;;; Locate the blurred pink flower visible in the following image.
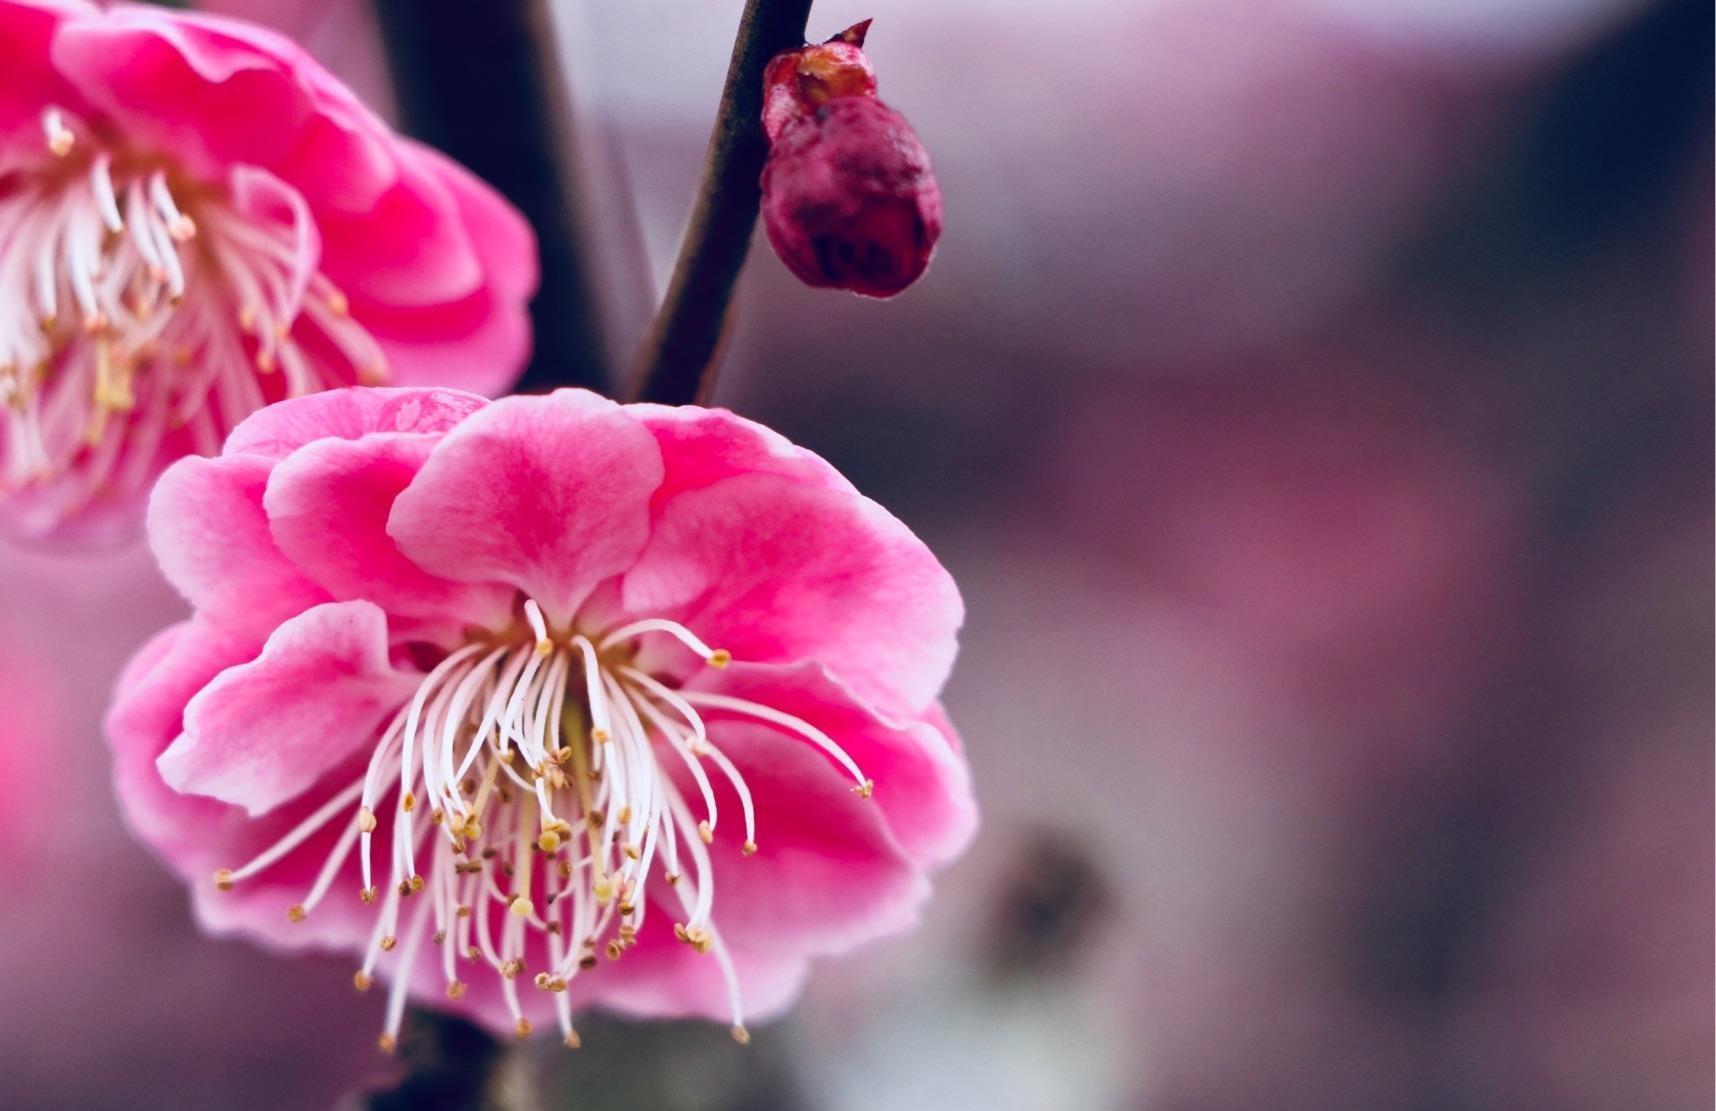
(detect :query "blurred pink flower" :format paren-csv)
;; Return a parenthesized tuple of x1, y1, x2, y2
(0, 0, 536, 543)
(108, 386, 974, 1050)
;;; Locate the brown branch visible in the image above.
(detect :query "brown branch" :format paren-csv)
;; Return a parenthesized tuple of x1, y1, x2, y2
(627, 0, 815, 405)
(360, 1010, 540, 1111)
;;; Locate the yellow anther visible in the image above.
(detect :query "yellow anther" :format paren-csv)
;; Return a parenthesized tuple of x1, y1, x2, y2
(286, 905, 306, 922)
(212, 868, 234, 891)
(563, 1031, 583, 1050)
(401, 792, 416, 813)
(379, 936, 397, 952)
(326, 289, 349, 316)
(742, 840, 759, 856)
(353, 971, 372, 992)
(508, 895, 533, 918)
(853, 778, 875, 799)
(446, 981, 467, 999)
(360, 886, 377, 904)
(731, 1026, 751, 1046)
(673, 923, 712, 953)
(357, 807, 377, 833)
(514, 1019, 533, 1040)
(698, 820, 714, 845)
(708, 649, 731, 669)
(377, 1034, 397, 1055)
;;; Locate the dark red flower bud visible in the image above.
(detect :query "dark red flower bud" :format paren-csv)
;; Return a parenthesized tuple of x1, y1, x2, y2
(758, 22, 941, 299)
(761, 97, 942, 299)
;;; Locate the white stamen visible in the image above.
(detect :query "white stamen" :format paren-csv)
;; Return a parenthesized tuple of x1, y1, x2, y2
(571, 635, 611, 742)
(89, 155, 123, 234)
(681, 690, 871, 790)
(207, 599, 867, 1050)
(220, 777, 364, 885)
(524, 598, 551, 652)
(43, 108, 73, 156)
(0, 120, 390, 513)
(599, 617, 728, 666)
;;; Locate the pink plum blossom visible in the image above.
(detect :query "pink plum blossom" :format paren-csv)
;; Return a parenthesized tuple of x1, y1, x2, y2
(0, 1, 536, 543)
(107, 386, 976, 1050)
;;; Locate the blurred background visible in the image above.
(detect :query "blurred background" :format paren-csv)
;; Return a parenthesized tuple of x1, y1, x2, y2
(0, 0, 1709, 1107)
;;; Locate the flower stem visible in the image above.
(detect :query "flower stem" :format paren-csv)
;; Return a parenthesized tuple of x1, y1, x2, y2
(361, 1009, 541, 1111)
(627, 0, 815, 406)
(375, 0, 613, 395)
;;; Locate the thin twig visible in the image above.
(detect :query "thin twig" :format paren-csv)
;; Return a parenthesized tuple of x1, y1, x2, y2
(627, 0, 814, 406)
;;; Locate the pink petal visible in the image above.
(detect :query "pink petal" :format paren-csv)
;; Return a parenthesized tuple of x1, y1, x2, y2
(389, 391, 664, 627)
(630, 403, 855, 513)
(107, 616, 375, 951)
(0, 0, 87, 139)
(361, 142, 537, 398)
(695, 661, 978, 868)
(264, 431, 513, 636)
(52, 8, 317, 182)
(222, 385, 488, 461)
(577, 915, 812, 1024)
(51, 5, 399, 210)
(157, 600, 417, 817)
(675, 707, 934, 955)
(315, 141, 487, 308)
(621, 472, 962, 715)
(107, 617, 260, 857)
(147, 452, 331, 642)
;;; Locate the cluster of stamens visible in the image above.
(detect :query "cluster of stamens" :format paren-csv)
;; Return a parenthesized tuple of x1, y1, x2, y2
(213, 601, 874, 1051)
(0, 107, 385, 508)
